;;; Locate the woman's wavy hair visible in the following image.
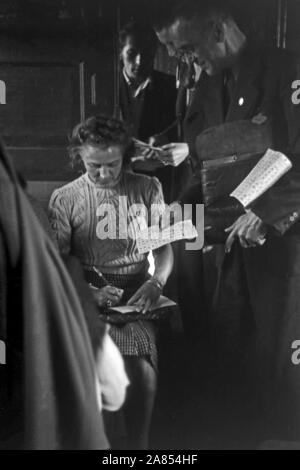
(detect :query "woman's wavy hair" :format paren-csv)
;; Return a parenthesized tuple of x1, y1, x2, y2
(68, 115, 135, 169)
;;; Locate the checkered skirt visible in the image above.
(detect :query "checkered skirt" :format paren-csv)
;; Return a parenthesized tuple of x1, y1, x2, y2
(85, 270, 158, 371)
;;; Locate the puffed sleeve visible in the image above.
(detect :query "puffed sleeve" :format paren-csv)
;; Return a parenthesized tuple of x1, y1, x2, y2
(147, 177, 166, 226)
(48, 189, 72, 256)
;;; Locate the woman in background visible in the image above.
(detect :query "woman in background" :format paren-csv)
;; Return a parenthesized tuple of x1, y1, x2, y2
(48, 115, 173, 449)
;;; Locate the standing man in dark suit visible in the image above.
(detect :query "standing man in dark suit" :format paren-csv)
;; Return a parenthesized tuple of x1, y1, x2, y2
(155, 0, 300, 444)
(119, 20, 178, 202)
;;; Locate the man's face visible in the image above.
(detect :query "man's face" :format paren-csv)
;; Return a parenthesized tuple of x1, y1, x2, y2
(81, 145, 123, 188)
(120, 35, 155, 82)
(156, 17, 228, 76)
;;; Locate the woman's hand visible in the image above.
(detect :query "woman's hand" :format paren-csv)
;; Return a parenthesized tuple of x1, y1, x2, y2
(127, 280, 162, 314)
(90, 285, 123, 308)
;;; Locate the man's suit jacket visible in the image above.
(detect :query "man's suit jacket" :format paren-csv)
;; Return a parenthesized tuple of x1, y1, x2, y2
(183, 46, 300, 236)
(120, 69, 177, 142)
(182, 46, 300, 437)
(120, 69, 184, 202)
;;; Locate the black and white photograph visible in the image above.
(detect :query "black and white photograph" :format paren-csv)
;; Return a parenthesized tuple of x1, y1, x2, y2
(1, 0, 300, 453)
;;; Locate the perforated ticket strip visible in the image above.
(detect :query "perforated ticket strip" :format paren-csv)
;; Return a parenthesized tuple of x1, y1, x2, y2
(230, 148, 292, 208)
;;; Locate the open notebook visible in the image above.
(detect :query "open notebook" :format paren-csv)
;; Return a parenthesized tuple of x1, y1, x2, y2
(99, 296, 178, 325)
(109, 295, 177, 314)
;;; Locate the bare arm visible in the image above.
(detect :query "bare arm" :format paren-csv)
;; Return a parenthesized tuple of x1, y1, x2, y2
(152, 243, 174, 286)
(127, 244, 174, 313)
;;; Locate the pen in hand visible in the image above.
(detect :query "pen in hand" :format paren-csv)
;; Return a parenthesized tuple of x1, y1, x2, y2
(92, 266, 111, 286)
(92, 267, 124, 305)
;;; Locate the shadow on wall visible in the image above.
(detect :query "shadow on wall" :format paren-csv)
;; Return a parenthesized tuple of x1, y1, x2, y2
(27, 181, 66, 211)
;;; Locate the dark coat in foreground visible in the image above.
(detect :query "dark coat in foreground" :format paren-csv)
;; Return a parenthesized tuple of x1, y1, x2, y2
(0, 142, 108, 449)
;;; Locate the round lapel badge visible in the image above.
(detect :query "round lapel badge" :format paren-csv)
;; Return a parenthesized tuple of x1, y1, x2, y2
(238, 97, 244, 106)
(252, 113, 268, 125)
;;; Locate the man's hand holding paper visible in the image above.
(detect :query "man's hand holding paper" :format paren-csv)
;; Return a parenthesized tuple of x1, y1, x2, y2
(132, 138, 189, 168)
(224, 148, 292, 250)
(158, 143, 189, 167)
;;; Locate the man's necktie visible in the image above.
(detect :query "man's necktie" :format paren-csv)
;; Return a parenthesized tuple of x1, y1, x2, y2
(223, 68, 236, 117)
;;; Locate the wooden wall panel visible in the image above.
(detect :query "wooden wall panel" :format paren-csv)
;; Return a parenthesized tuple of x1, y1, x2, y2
(285, 0, 300, 52)
(0, 34, 115, 181)
(0, 63, 80, 146)
(8, 147, 81, 181)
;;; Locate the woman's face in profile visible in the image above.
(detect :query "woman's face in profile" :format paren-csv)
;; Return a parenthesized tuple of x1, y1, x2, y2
(81, 144, 124, 188)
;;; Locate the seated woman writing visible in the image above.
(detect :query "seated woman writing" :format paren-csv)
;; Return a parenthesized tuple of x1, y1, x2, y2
(48, 115, 174, 449)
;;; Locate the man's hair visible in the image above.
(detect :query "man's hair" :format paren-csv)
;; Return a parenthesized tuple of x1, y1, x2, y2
(153, 0, 229, 31)
(68, 115, 134, 168)
(153, 0, 256, 39)
(119, 20, 158, 53)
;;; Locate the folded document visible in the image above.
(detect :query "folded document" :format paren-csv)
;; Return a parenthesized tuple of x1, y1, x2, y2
(136, 220, 198, 254)
(230, 148, 292, 208)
